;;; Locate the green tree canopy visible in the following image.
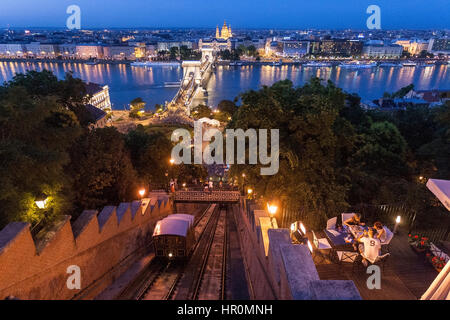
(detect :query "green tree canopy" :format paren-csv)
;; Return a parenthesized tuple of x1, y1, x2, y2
(191, 104, 212, 119)
(67, 127, 138, 215)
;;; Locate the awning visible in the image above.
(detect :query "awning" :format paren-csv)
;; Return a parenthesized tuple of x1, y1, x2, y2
(421, 261, 450, 300)
(426, 179, 450, 211)
(422, 178, 450, 300)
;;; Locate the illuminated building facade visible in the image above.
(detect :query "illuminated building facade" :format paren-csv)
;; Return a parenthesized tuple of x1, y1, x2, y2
(428, 38, 450, 54)
(76, 45, 104, 59)
(85, 83, 112, 111)
(102, 46, 136, 60)
(362, 44, 403, 58)
(199, 38, 231, 51)
(215, 21, 233, 40)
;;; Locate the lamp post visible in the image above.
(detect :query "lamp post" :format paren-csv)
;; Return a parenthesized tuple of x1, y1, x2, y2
(267, 203, 278, 228)
(169, 158, 175, 192)
(394, 215, 401, 234)
(241, 173, 246, 195)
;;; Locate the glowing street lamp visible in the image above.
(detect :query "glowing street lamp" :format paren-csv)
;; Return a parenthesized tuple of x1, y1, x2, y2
(169, 158, 175, 165)
(291, 222, 295, 233)
(267, 202, 278, 227)
(394, 215, 401, 234)
(35, 195, 48, 209)
(138, 188, 146, 199)
(267, 204, 278, 216)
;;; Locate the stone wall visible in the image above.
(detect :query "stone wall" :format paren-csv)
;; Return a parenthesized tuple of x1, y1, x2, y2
(235, 198, 362, 300)
(0, 194, 172, 300)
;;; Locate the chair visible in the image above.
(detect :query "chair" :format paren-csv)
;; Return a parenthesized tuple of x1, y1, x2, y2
(380, 227, 394, 253)
(312, 230, 333, 263)
(326, 217, 337, 230)
(337, 251, 359, 265)
(430, 243, 450, 263)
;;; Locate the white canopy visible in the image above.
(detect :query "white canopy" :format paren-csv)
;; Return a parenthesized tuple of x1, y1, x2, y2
(426, 179, 450, 211)
(153, 218, 189, 237)
(421, 178, 450, 300)
(163, 214, 194, 228)
(421, 261, 450, 300)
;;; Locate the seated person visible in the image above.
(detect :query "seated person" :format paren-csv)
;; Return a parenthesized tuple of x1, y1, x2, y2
(373, 221, 387, 243)
(356, 228, 381, 266)
(343, 213, 365, 227)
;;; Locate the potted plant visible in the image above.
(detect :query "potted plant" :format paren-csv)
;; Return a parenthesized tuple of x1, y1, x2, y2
(426, 253, 447, 272)
(408, 234, 430, 253)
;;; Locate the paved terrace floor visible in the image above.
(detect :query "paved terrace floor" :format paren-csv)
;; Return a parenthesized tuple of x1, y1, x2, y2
(313, 230, 438, 300)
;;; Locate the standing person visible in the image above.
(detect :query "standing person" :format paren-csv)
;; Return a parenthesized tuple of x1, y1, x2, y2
(356, 228, 381, 266)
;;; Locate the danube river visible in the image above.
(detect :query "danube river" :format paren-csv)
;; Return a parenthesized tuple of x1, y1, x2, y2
(0, 61, 449, 110)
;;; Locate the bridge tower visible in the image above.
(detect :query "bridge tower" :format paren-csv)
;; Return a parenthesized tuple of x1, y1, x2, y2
(181, 61, 202, 88)
(201, 47, 215, 64)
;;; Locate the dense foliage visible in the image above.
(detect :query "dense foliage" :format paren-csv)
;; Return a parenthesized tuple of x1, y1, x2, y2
(0, 71, 206, 229)
(227, 78, 450, 229)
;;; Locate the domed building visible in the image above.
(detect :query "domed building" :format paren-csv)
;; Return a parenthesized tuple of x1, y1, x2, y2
(215, 21, 232, 40)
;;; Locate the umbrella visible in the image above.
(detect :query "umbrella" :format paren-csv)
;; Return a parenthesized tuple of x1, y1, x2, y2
(426, 179, 450, 211)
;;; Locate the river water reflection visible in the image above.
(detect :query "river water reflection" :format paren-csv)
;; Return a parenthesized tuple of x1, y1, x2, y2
(0, 61, 449, 110)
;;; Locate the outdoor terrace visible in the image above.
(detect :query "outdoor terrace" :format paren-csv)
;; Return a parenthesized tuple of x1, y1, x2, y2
(311, 230, 438, 300)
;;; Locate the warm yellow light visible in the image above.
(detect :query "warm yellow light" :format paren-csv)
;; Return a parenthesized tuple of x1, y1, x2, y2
(242, 173, 246, 177)
(307, 240, 313, 253)
(138, 189, 146, 197)
(300, 222, 306, 235)
(247, 188, 253, 194)
(267, 203, 278, 216)
(396, 215, 401, 224)
(182, 183, 186, 187)
(35, 197, 48, 209)
(168, 252, 173, 258)
(169, 158, 175, 165)
(290, 223, 296, 232)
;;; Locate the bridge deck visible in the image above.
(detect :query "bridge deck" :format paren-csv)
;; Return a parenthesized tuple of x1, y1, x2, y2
(174, 190, 240, 203)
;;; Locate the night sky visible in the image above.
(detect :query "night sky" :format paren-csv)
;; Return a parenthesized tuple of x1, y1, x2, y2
(0, 0, 449, 29)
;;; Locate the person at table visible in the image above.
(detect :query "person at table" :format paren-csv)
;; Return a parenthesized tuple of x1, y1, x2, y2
(343, 213, 365, 227)
(356, 228, 381, 266)
(373, 221, 386, 242)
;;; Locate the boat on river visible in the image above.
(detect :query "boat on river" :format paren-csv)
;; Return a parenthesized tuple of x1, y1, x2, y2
(131, 61, 181, 67)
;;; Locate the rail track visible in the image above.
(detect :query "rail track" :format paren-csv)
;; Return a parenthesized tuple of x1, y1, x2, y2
(172, 206, 229, 300)
(115, 204, 217, 300)
(220, 208, 228, 300)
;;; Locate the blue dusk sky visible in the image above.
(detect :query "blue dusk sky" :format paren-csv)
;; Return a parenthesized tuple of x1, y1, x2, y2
(0, 0, 449, 29)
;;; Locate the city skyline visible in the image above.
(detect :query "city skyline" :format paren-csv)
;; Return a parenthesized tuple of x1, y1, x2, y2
(1, 0, 449, 29)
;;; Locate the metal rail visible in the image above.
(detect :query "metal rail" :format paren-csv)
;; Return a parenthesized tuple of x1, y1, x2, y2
(115, 204, 213, 300)
(190, 207, 221, 300)
(220, 207, 228, 300)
